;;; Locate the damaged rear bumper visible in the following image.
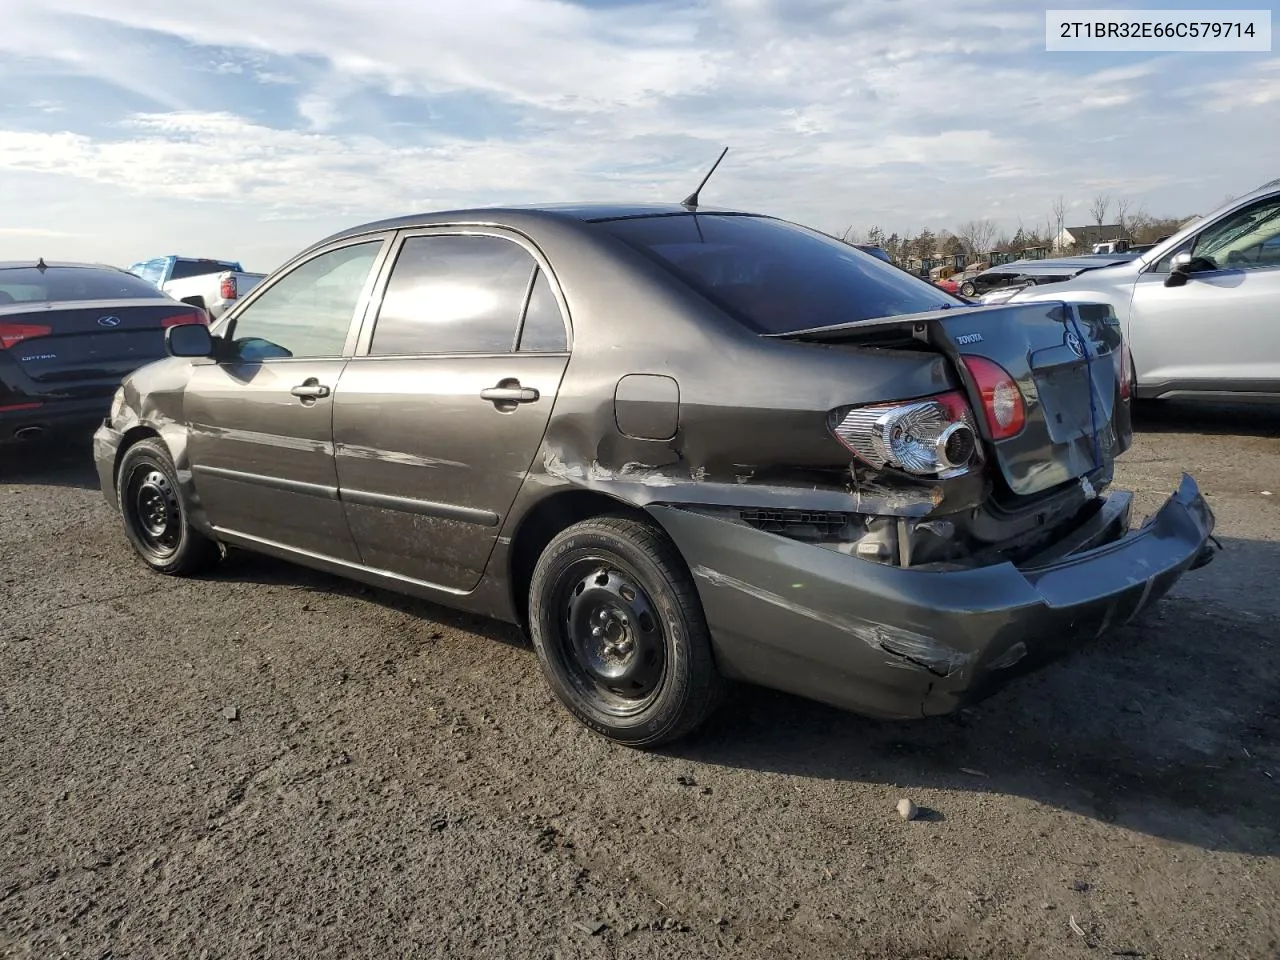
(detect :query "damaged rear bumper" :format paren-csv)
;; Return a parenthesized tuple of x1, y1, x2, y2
(647, 473, 1216, 720)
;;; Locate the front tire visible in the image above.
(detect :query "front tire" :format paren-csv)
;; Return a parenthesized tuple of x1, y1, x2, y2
(117, 438, 220, 576)
(528, 515, 724, 747)
(960, 280, 976, 297)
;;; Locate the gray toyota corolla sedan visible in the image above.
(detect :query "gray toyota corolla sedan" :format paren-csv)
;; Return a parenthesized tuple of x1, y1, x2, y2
(94, 203, 1218, 745)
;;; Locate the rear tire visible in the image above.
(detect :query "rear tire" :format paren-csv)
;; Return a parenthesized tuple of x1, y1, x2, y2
(528, 515, 724, 747)
(960, 280, 976, 297)
(117, 439, 221, 576)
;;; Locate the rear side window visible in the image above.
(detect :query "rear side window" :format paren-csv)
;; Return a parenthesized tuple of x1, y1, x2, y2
(169, 259, 240, 281)
(0, 266, 167, 304)
(597, 215, 960, 335)
(516, 268, 567, 352)
(369, 235, 536, 356)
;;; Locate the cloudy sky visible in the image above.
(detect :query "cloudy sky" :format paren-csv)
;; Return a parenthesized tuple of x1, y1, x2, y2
(0, 0, 1275, 271)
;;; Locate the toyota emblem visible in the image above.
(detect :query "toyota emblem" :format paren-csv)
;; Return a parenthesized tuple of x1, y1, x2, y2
(97, 315, 122, 327)
(1064, 329, 1085, 359)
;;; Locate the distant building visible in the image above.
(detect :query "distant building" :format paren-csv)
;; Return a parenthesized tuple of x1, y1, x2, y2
(1053, 223, 1129, 252)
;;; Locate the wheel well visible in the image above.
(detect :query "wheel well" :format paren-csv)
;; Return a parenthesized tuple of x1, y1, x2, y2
(113, 426, 162, 488)
(507, 489, 647, 633)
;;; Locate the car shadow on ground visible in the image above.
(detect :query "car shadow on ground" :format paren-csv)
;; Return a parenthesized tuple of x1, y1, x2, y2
(1132, 399, 1280, 438)
(0, 433, 99, 490)
(211, 534, 1279, 858)
(214, 549, 533, 652)
(672, 534, 1280, 858)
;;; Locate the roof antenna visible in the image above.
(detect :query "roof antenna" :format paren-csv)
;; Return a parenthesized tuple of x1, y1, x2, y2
(681, 146, 729, 210)
(36, 257, 48, 272)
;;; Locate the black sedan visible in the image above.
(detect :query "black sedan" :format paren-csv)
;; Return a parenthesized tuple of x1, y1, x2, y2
(0, 261, 207, 444)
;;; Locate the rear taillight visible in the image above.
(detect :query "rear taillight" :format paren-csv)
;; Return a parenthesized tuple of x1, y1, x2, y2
(0, 401, 43, 413)
(1117, 340, 1133, 402)
(220, 274, 237, 300)
(830, 390, 981, 478)
(0, 322, 53, 349)
(961, 356, 1026, 440)
(161, 311, 208, 329)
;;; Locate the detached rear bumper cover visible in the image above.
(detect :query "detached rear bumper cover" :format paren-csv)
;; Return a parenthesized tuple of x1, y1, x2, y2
(648, 474, 1215, 720)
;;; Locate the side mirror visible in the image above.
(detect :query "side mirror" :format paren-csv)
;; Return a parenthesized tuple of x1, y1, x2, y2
(166, 322, 215, 358)
(1164, 253, 1216, 287)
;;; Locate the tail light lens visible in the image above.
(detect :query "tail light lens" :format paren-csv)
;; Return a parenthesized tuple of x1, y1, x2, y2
(1116, 340, 1133, 401)
(0, 322, 53, 349)
(161, 310, 208, 329)
(961, 356, 1026, 440)
(830, 390, 981, 478)
(220, 274, 237, 300)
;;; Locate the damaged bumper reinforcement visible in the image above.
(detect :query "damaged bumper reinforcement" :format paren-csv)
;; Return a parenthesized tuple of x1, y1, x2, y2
(646, 473, 1217, 720)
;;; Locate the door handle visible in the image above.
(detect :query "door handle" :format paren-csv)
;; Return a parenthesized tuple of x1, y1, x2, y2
(480, 385, 539, 403)
(291, 381, 331, 399)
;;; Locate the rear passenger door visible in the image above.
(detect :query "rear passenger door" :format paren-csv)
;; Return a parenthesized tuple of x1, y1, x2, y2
(331, 229, 571, 592)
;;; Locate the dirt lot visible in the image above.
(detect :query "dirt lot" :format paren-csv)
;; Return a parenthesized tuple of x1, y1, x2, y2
(1, 403, 1278, 960)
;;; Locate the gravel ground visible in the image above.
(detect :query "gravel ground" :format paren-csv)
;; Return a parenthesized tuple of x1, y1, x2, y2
(1, 402, 1278, 960)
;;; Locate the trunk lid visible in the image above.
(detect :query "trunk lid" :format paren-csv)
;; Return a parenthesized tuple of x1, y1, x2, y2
(1, 299, 203, 397)
(770, 301, 1133, 496)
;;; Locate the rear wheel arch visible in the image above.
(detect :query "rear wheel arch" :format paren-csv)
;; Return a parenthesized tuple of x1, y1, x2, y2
(507, 489, 649, 633)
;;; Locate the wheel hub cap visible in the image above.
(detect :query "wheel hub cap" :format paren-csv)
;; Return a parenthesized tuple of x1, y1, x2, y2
(129, 468, 180, 553)
(565, 566, 663, 698)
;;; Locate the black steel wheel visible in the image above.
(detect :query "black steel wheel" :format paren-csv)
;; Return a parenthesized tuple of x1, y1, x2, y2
(528, 515, 724, 746)
(117, 438, 220, 575)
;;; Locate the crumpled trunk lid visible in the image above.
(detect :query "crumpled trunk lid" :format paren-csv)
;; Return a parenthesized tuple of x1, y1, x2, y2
(769, 301, 1133, 497)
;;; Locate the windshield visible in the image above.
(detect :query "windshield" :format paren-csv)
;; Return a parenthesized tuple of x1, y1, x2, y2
(597, 214, 963, 334)
(0, 266, 168, 304)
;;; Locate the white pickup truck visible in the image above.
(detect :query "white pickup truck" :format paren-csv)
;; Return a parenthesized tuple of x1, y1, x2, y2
(128, 255, 265, 320)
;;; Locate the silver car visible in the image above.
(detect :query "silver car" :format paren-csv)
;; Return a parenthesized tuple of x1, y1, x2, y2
(1009, 180, 1280, 402)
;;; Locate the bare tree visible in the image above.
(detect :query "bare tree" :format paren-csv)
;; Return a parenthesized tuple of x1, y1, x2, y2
(955, 219, 997, 258)
(1115, 198, 1132, 233)
(1089, 193, 1110, 226)
(1051, 195, 1067, 251)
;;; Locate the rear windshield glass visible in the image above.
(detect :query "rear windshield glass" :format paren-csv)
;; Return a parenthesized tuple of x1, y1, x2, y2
(596, 214, 962, 334)
(0, 267, 167, 304)
(169, 259, 239, 281)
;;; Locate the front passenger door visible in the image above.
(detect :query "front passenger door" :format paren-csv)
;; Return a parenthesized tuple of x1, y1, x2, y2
(185, 237, 391, 560)
(1129, 194, 1280, 395)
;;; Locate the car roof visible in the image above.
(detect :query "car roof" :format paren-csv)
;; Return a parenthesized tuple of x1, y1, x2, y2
(299, 202, 762, 255)
(0, 261, 128, 272)
(982, 255, 1132, 275)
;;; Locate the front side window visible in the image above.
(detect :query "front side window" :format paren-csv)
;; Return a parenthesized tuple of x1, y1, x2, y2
(228, 241, 382, 361)
(369, 234, 536, 356)
(596, 214, 961, 335)
(1191, 196, 1280, 270)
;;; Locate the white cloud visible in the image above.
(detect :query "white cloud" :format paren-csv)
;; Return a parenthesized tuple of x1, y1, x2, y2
(1203, 58, 1280, 110)
(0, 227, 81, 238)
(0, 1, 1274, 265)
